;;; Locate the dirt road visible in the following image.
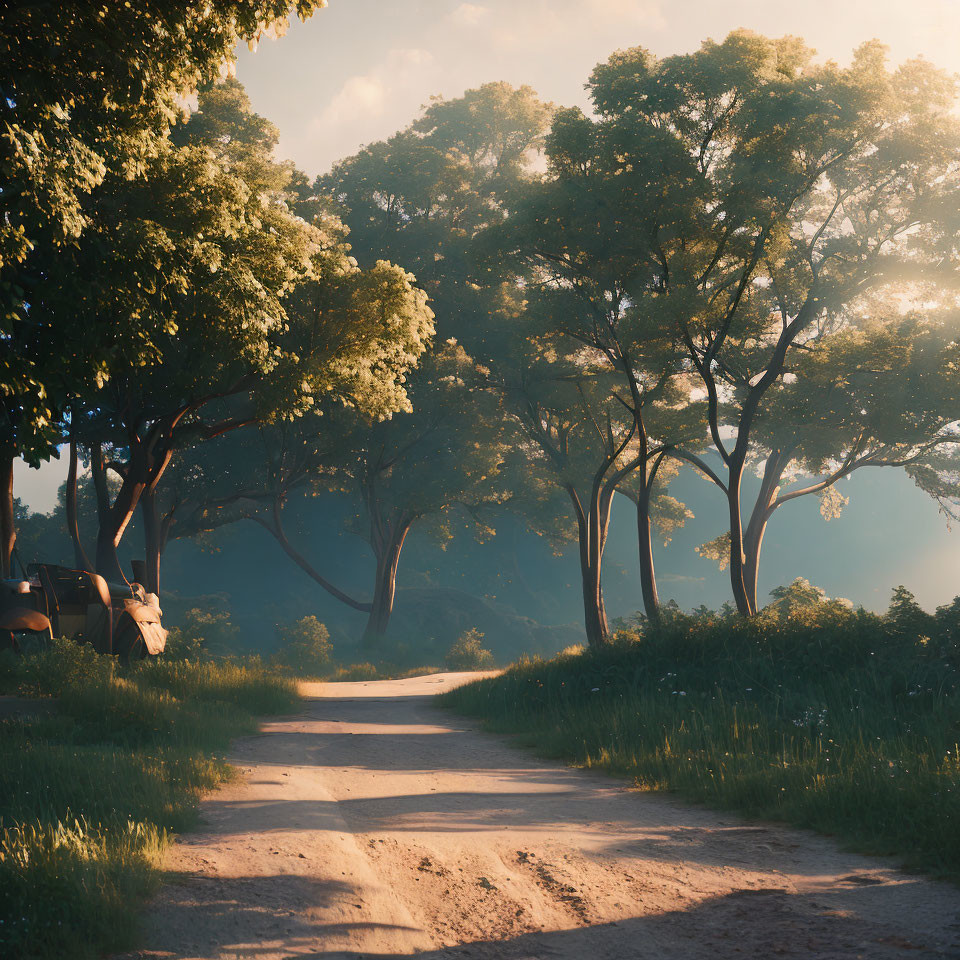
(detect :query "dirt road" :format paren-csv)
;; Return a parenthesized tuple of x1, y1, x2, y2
(125, 673, 960, 959)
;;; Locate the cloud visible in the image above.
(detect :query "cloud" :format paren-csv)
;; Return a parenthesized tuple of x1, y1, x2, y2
(483, 0, 665, 54)
(321, 74, 388, 124)
(306, 48, 437, 171)
(448, 3, 490, 27)
(587, 0, 665, 26)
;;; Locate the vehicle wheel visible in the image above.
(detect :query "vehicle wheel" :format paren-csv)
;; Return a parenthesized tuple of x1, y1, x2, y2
(114, 620, 147, 662)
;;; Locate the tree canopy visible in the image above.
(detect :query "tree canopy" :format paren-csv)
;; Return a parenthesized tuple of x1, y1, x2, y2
(7, 24, 960, 652)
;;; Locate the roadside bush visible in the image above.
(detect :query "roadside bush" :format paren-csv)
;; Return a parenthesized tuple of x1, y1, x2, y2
(133, 657, 297, 714)
(440, 584, 960, 882)
(14, 639, 115, 698)
(444, 628, 494, 671)
(0, 642, 297, 959)
(327, 662, 379, 681)
(272, 616, 332, 676)
(163, 607, 238, 661)
(162, 626, 208, 662)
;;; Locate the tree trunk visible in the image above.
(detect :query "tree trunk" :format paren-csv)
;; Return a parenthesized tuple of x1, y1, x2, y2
(90, 442, 111, 523)
(94, 468, 144, 585)
(255, 499, 373, 613)
(726, 461, 753, 616)
(570, 484, 610, 647)
(140, 487, 161, 595)
(92, 434, 173, 586)
(742, 520, 767, 616)
(66, 438, 94, 572)
(741, 446, 792, 615)
(0, 451, 14, 579)
(577, 546, 608, 646)
(361, 518, 412, 648)
(636, 485, 660, 624)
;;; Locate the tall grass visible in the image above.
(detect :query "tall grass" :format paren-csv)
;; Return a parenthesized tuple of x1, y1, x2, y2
(439, 591, 960, 881)
(0, 641, 298, 959)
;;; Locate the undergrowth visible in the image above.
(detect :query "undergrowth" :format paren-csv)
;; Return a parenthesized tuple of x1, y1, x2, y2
(439, 585, 960, 882)
(0, 640, 298, 960)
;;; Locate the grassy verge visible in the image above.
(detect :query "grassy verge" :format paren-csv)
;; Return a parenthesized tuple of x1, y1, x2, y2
(438, 602, 960, 882)
(0, 640, 298, 960)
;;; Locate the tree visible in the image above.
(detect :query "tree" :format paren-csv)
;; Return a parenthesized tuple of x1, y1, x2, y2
(58, 81, 433, 589)
(733, 315, 960, 611)
(284, 83, 555, 643)
(490, 105, 707, 625)
(0, 1, 326, 573)
(476, 290, 639, 645)
(163, 340, 510, 646)
(570, 32, 960, 614)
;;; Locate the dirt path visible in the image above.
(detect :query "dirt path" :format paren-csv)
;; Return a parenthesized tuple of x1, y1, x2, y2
(124, 673, 960, 959)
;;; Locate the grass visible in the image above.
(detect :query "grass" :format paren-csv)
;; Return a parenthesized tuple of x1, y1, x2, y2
(0, 640, 299, 960)
(438, 592, 960, 883)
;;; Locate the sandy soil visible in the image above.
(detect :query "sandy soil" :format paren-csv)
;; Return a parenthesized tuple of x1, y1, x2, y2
(121, 672, 960, 959)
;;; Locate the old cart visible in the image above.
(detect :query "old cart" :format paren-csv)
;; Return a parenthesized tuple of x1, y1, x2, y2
(0, 565, 166, 659)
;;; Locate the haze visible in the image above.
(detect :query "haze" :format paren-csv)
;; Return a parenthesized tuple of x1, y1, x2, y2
(19, 0, 960, 612)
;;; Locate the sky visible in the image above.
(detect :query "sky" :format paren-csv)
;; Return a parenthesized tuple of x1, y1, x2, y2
(233, 0, 960, 177)
(16, 0, 960, 612)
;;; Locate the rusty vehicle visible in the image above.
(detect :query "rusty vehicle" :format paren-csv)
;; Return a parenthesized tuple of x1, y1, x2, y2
(0, 578, 54, 651)
(1, 564, 166, 659)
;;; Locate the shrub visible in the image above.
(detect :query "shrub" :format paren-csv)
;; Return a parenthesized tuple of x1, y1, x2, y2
(162, 626, 208, 662)
(440, 584, 960, 882)
(15, 639, 114, 698)
(444, 628, 494, 671)
(0, 641, 298, 959)
(272, 616, 332, 677)
(163, 607, 238, 661)
(327, 662, 379, 682)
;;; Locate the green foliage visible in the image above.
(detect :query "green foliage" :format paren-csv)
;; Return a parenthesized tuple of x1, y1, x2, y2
(0, 816, 164, 960)
(767, 577, 853, 622)
(273, 616, 333, 676)
(164, 607, 239, 661)
(51, 75, 434, 585)
(444, 628, 495, 671)
(326, 662, 380, 682)
(13, 639, 115, 698)
(162, 626, 209, 663)
(0, 644, 297, 959)
(0, 1, 327, 465)
(441, 587, 960, 881)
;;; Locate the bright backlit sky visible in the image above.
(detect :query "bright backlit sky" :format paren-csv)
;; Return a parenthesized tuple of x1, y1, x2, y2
(234, 0, 960, 177)
(17, 0, 960, 611)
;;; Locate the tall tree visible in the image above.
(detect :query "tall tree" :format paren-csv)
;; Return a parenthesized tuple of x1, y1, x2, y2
(0, 1, 326, 574)
(157, 342, 511, 645)
(491, 106, 706, 624)
(60, 81, 432, 588)
(565, 32, 960, 614)
(733, 316, 960, 611)
(301, 83, 555, 642)
(471, 280, 652, 645)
